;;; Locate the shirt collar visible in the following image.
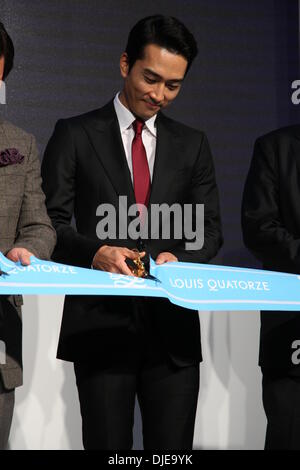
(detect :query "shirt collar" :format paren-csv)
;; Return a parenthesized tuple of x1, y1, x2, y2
(113, 93, 157, 137)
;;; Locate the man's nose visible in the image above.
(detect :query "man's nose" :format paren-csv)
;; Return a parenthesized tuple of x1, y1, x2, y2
(149, 84, 165, 103)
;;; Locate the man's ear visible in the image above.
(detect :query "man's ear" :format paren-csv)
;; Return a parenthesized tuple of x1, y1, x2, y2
(120, 52, 130, 78)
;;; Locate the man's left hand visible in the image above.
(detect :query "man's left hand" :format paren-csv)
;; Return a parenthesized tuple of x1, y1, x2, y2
(155, 252, 178, 264)
(6, 247, 34, 266)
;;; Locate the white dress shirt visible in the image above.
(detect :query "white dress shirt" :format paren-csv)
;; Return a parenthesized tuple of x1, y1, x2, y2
(113, 93, 157, 182)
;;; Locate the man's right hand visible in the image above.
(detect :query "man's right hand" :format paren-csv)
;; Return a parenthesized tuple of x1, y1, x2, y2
(92, 245, 145, 276)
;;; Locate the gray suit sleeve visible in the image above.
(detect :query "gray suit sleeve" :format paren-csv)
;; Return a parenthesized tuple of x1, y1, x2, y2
(12, 134, 56, 259)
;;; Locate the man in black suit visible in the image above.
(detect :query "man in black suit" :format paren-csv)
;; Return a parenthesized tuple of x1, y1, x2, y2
(242, 125, 300, 450)
(42, 15, 222, 450)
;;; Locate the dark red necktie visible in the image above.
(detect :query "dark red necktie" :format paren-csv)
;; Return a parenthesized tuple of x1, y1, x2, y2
(132, 119, 151, 208)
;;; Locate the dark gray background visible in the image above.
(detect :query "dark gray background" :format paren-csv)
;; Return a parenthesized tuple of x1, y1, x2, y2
(1, 0, 299, 268)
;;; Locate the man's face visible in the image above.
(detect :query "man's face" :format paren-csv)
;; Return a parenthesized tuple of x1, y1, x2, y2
(0, 55, 4, 81)
(119, 44, 188, 121)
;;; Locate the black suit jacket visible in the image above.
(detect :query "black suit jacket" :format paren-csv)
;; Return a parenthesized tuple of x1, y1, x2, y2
(42, 100, 222, 365)
(242, 125, 300, 370)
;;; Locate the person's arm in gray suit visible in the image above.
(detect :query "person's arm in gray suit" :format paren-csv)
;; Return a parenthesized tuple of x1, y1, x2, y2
(7, 134, 56, 261)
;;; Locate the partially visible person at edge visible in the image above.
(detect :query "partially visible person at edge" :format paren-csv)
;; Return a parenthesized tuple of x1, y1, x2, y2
(0, 21, 56, 450)
(242, 125, 300, 450)
(42, 15, 222, 450)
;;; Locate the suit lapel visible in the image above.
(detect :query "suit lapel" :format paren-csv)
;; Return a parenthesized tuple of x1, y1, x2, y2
(0, 122, 13, 183)
(82, 105, 182, 209)
(82, 102, 136, 207)
(149, 113, 181, 205)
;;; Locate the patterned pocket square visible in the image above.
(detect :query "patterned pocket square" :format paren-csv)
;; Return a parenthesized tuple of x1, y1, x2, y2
(0, 148, 25, 167)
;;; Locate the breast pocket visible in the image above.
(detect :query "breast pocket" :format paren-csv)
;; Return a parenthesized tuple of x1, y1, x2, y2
(166, 167, 191, 200)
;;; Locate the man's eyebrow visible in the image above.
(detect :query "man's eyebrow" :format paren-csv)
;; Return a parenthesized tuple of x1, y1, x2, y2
(144, 68, 184, 83)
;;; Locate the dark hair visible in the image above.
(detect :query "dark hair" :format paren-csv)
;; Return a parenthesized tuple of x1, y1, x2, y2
(125, 15, 198, 74)
(0, 21, 14, 80)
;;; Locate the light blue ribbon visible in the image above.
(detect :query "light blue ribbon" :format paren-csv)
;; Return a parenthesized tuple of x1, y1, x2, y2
(1, 252, 300, 311)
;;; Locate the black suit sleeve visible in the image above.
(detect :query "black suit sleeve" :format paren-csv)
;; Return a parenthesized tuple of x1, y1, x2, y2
(41, 119, 102, 267)
(242, 135, 300, 273)
(171, 133, 223, 263)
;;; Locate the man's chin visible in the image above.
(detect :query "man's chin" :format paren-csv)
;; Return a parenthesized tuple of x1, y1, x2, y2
(134, 111, 155, 122)
(140, 108, 159, 121)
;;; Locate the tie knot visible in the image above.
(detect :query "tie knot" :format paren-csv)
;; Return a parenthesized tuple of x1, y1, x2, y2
(133, 119, 144, 136)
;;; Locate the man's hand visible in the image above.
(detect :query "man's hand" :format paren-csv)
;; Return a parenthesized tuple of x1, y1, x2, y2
(92, 245, 145, 276)
(6, 247, 34, 266)
(155, 252, 178, 264)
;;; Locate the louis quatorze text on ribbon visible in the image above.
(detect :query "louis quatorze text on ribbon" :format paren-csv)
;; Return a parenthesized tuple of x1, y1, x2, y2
(2, 252, 300, 312)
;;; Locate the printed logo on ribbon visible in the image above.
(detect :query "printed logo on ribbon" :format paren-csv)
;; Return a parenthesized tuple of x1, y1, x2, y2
(2, 252, 300, 312)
